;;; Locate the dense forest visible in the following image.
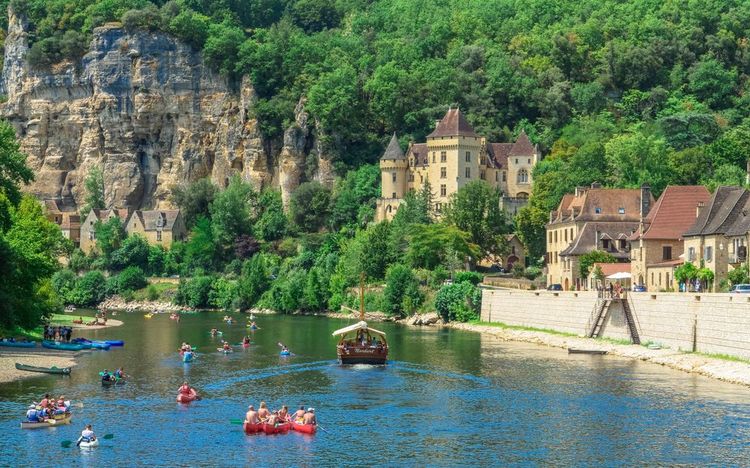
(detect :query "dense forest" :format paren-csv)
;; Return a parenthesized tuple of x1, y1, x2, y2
(3, 0, 750, 328)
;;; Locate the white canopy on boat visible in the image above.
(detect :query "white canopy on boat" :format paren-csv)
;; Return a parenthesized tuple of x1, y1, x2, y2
(331, 321, 386, 337)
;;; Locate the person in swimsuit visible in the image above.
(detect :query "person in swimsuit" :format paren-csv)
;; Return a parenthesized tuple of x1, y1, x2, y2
(293, 405, 306, 423)
(303, 408, 316, 425)
(258, 401, 270, 421)
(245, 405, 259, 424)
(278, 405, 289, 422)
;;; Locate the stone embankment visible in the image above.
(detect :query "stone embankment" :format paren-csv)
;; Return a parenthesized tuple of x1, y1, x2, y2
(99, 297, 187, 312)
(448, 322, 750, 388)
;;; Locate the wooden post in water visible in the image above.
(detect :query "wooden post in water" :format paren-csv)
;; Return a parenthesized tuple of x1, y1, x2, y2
(359, 272, 365, 321)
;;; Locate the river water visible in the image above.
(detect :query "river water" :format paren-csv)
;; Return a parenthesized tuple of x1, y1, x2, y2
(1, 312, 749, 466)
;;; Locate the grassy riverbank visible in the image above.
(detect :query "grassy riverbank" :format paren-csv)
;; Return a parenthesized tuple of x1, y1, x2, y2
(0, 313, 96, 341)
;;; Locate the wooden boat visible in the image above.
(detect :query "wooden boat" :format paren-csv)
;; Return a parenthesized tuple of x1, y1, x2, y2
(0, 340, 36, 348)
(291, 421, 317, 434)
(261, 422, 291, 434)
(15, 362, 71, 375)
(332, 273, 388, 365)
(20, 412, 72, 429)
(243, 422, 263, 434)
(568, 348, 608, 355)
(41, 341, 85, 351)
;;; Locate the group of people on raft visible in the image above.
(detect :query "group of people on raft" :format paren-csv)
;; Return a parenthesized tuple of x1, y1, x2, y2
(25, 394, 71, 422)
(100, 367, 126, 383)
(244, 402, 316, 427)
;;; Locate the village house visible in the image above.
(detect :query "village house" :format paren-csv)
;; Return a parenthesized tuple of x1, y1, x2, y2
(124, 210, 186, 248)
(80, 208, 132, 254)
(682, 186, 750, 291)
(375, 107, 540, 222)
(43, 199, 81, 247)
(629, 185, 710, 292)
(546, 184, 654, 290)
(586, 262, 631, 291)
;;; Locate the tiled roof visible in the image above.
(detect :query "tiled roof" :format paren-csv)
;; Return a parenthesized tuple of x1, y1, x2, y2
(560, 221, 639, 259)
(488, 143, 512, 168)
(684, 186, 746, 237)
(647, 259, 684, 268)
(408, 143, 428, 166)
(591, 262, 631, 277)
(44, 199, 62, 213)
(550, 187, 650, 225)
(380, 133, 405, 160)
(509, 131, 535, 156)
(60, 214, 81, 230)
(636, 185, 711, 240)
(133, 210, 181, 231)
(427, 108, 479, 138)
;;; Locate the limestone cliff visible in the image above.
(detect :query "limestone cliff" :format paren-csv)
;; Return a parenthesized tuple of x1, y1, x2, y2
(0, 8, 332, 210)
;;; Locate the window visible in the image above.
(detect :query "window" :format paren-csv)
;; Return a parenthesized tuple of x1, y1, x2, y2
(564, 230, 568, 242)
(618, 207, 625, 214)
(440, 167, 447, 178)
(662, 246, 672, 261)
(465, 151, 471, 162)
(440, 184, 447, 196)
(554, 231, 558, 243)
(440, 151, 447, 163)
(515, 158, 518, 164)
(392, 192, 396, 198)
(465, 167, 471, 178)
(688, 247, 696, 261)
(602, 239, 611, 250)
(548, 232, 552, 243)
(408, 173, 414, 182)
(480, 171, 485, 180)
(392, 172, 397, 183)
(570, 228, 573, 239)
(595, 207, 602, 214)
(517, 169, 528, 184)
(527, 158, 531, 164)
(619, 239, 626, 250)
(432, 154, 435, 163)
(651, 272, 654, 285)
(659, 272, 662, 286)
(435, 202, 442, 212)
(502, 172, 506, 182)
(157, 230, 162, 242)
(495, 172, 499, 182)
(704, 246, 713, 262)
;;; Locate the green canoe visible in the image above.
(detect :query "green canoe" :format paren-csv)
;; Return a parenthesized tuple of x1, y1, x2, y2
(15, 363, 72, 375)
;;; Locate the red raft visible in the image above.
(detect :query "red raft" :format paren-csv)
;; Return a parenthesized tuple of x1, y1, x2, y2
(262, 422, 291, 435)
(243, 422, 262, 434)
(176, 389, 198, 403)
(291, 421, 317, 434)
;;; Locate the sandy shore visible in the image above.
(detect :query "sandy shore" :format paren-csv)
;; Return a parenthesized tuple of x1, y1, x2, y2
(54, 319, 124, 330)
(448, 322, 750, 388)
(0, 348, 79, 384)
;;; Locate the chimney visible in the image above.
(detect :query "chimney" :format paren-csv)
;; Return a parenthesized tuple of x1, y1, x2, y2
(591, 182, 602, 189)
(435, 120, 441, 129)
(640, 184, 651, 218)
(696, 201, 705, 219)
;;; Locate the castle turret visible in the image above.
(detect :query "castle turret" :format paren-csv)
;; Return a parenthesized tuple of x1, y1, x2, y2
(379, 133, 408, 199)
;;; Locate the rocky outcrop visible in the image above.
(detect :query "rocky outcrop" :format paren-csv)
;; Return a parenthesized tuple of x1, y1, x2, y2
(0, 8, 328, 209)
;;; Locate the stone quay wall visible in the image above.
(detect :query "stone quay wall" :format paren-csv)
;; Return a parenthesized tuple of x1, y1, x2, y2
(481, 288, 750, 359)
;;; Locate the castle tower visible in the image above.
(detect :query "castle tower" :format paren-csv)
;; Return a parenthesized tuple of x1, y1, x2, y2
(375, 133, 408, 221)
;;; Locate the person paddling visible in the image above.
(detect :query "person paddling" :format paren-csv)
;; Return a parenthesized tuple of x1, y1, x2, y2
(293, 405, 306, 423)
(245, 405, 259, 424)
(303, 408, 316, 425)
(278, 405, 289, 422)
(77, 424, 96, 446)
(258, 401, 270, 421)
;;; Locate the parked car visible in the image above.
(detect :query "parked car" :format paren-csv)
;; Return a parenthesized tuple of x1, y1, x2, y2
(730, 284, 750, 293)
(547, 284, 563, 291)
(632, 284, 647, 292)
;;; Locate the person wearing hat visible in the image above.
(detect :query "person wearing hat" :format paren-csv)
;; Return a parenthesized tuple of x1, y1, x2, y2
(244, 405, 259, 425)
(303, 408, 316, 425)
(26, 404, 41, 422)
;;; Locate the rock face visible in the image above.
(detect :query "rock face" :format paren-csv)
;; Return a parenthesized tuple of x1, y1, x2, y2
(0, 8, 329, 209)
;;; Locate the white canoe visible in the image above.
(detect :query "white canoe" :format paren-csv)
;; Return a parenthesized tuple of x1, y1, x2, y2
(79, 438, 99, 449)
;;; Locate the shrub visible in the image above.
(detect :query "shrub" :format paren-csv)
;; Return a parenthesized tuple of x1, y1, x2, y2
(728, 265, 749, 286)
(51, 269, 77, 303)
(176, 276, 214, 308)
(209, 277, 237, 311)
(68, 270, 107, 306)
(68, 249, 90, 273)
(454, 271, 483, 285)
(117, 266, 147, 293)
(146, 284, 160, 301)
(111, 235, 150, 271)
(430, 266, 450, 289)
(435, 282, 482, 322)
(382, 264, 423, 317)
(511, 263, 525, 278)
(524, 266, 542, 280)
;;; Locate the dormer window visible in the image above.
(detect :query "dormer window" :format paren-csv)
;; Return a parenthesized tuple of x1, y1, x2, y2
(618, 207, 625, 214)
(595, 207, 602, 214)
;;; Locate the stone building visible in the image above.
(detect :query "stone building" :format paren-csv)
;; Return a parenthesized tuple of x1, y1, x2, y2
(375, 108, 540, 222)
(683, 186, 750, 291)
(124, 210, 186, 248)
(80, 208, 132, 254)
(629, 185, 710, 292)
(43, 199, 81, 247)
(546, 184, 654, 290)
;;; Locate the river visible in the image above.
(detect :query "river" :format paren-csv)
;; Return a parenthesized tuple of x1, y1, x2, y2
(1, 312, 749, 466)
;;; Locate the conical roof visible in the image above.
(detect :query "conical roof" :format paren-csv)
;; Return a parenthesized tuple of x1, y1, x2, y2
(380, 133, 405, 160)
(509, 130, 535, 156)
(427, 108, 479, 138)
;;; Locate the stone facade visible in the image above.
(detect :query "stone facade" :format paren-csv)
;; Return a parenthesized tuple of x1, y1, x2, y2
(124, 210, 186, 248)
(43, 199, 81, 246)
(375, 108, 539, 222)
(80, 208, 131, 254)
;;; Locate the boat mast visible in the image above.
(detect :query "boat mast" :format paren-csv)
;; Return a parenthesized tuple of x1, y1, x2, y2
(359, 272, 365, 322)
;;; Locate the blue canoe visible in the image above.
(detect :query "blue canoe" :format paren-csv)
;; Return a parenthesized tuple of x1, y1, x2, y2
(0, 340, 36, 348)
(280, 351, 291, 356)
(182, 351, 194, 362)
(105, 340, 124, 346)
(71, 338, 110, 350)
(41, 341, 85, 351)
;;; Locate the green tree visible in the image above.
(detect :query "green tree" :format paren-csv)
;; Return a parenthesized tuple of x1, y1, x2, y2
(210, 175, 256, 259)
(443, 181, 510, 260)
(382, 264, 423, 317)
(93, 217, 126, 265)
(604, 130, 671, 195)
(185, 217, 217, 272)
(578, 250, 616, 279)
(110, 234, 150, 271)
(688, 58, 737, 109)
(329, 165, 380, 231)
(82, 166, 105, 218)
(237, 254, 270, 310)
(171, 178, 218, 230)
(209, 277, 237, 311)
(406, 223, 479, 270)
(728, 265, 749, 286)
(68, 270, 107, 306)
(674, 262, 699, 291)
(289, 181, 331, 232)
(117, 266, 147, 293)
(435, 282, 482, 322)
(254, 189, 287, 241)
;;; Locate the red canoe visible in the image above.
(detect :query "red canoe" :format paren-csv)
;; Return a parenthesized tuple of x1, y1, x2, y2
(243, 422, 262, 434)
(291, 421, 317, 434)
(262, 422, 291, 434)
(176, 390, 198, 403)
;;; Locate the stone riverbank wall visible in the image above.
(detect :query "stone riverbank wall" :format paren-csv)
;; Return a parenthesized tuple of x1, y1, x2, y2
(481, 289, 750, 359)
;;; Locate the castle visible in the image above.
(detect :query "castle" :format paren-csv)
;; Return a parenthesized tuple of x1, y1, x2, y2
(375, 108, 539, 222)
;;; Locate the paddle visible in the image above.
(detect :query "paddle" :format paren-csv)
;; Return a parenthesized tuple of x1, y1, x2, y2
(317, 425, 329, 434)
(229, 419, 244, 425)
(62, 434, 113, 448)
